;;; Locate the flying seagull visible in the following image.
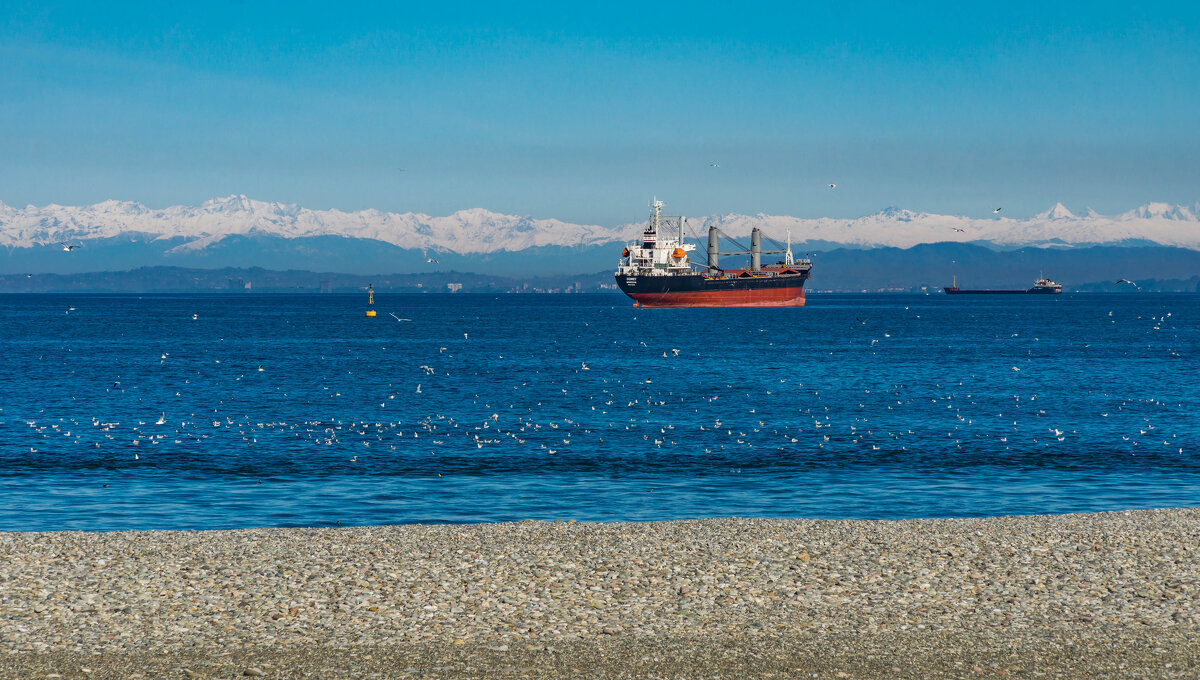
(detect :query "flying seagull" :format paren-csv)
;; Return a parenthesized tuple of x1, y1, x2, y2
(828, 183, 837, 189)
(709, 162, 720, 168)
(426, 257, 439, 264)
(60, 242, 81, 251)
(952, 227, 965, 232)
(1115, 279, 1141, 290)
(993, 208, 1002, 213)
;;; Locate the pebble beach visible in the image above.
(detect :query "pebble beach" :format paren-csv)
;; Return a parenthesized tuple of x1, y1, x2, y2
(3, 509, 1200, 678)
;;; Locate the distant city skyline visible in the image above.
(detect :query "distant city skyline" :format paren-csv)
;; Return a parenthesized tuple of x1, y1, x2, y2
(2, 1, 1198, 225)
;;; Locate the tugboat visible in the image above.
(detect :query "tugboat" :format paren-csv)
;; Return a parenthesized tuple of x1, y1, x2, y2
(615, 199, 813, 307)
(944, 275, 1063, 294)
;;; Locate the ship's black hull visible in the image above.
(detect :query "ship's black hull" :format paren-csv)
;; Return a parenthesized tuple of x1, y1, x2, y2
(615, 271, 809, 307)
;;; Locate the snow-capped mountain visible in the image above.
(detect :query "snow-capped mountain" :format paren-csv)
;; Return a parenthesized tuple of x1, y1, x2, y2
(2, 196, 1199, 255)
(1123, 202, 1197, 221)
(1037, 202, 1076, 220)
(0, 195, 628, 254)
(701, 201, 1200, 250)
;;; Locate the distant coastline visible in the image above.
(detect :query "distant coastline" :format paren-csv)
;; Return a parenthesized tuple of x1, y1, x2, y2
(0, 266, 617, 295)
(2, 264, 1198, 294)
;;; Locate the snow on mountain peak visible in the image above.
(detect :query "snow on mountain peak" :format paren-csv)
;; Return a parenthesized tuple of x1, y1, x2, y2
(1037, 203, 1076, 220)
(92, 199, 149, 213)
(202, 194, 255, 212)
(1, 196, 1199, 253)
(445, 207, 514, 226)
(876, 206, 921, 221)
(1122, 202, 1197, 221)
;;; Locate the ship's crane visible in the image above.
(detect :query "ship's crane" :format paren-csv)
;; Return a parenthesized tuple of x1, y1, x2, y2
(705, 226, 794, 272)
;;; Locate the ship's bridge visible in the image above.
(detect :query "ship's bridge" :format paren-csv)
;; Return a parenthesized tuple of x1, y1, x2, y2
(617, 199, 697, 276)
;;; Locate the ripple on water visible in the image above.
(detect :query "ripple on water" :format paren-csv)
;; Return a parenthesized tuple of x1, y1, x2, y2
(1, 292, 1198, 530)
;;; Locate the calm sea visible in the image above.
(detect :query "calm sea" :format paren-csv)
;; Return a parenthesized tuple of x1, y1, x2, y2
(1, 292, 1197, 531)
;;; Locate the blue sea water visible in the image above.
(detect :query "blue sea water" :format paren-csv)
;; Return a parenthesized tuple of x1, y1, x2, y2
(1, 292, 1198, 532)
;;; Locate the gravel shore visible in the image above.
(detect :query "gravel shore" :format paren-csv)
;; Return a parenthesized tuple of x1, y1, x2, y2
(3, 509, 1199, 678)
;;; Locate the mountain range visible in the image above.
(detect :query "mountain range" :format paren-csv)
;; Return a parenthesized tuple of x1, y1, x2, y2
(2, 196, 1199, 287)
(3, 196, 1200, 254)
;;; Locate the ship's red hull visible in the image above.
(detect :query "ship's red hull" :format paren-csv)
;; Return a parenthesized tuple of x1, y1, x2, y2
(615, 270, 810, 308)
(629, 287, 806, 308)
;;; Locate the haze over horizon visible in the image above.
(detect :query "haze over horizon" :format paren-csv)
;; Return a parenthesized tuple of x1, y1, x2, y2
(3, 2, 1198, 224)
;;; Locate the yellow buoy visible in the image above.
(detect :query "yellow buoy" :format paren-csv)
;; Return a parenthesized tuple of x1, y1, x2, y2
(365, 283, 376, 317)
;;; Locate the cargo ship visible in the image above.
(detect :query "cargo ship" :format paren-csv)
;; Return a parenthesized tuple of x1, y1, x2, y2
(943, 275, 1062, 295)
(615, 199, 813, 307)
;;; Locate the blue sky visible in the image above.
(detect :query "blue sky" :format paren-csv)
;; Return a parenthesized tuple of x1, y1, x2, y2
(2, 1, 1198, 224)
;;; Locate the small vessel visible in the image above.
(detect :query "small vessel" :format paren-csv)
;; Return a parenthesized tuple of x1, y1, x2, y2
(944, 275, 1062, 295)
(615, 199, 813, 307)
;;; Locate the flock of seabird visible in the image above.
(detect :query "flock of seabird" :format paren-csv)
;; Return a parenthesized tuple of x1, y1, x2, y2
(13, 306, 1190, 466)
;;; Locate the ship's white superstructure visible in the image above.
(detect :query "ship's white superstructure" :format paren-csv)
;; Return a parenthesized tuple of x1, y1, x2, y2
(616, 199, 696, 277)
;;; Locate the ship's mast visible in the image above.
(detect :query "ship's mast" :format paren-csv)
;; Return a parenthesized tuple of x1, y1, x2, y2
(650, 198, 663, 234)
(785, 230, 794, 266)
